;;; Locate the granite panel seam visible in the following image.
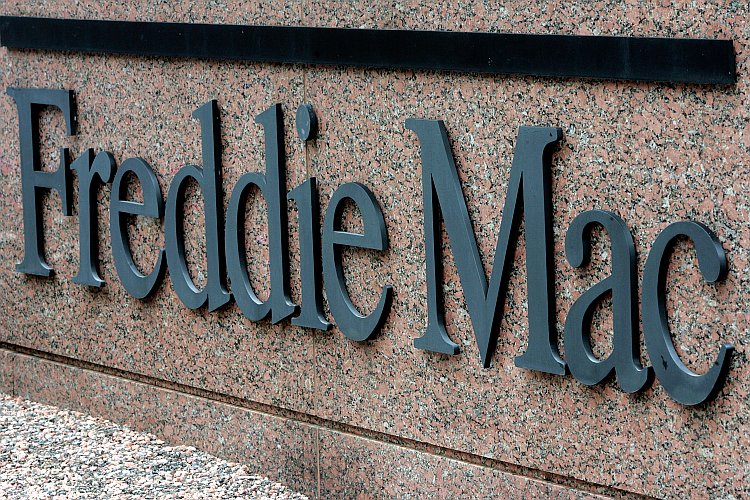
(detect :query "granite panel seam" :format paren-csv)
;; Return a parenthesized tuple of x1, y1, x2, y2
(1, 342, 640, 498)
(0, 349, 14, 396)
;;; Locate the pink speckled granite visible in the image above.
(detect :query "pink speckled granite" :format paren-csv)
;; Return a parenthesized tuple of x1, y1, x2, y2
(2, 0, 303, 25)
(1, 0, 749, 498)
(318, 429, 609, 499)
(304, 69, 749, 497)
(14, 352, 605, 498)
(0, 350, 13, 394)
(0, 51, 318, 413)
(12, 353, 319, 497)
(301, 2, 750, 497)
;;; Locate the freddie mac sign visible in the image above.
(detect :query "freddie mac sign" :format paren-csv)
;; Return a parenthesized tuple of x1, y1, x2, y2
(1, 17, 739, 406)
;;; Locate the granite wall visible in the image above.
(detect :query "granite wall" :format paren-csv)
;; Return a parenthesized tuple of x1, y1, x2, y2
(1, 1, 749, 498)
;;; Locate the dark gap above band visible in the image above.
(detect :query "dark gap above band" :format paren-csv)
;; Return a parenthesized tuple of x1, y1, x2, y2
(0, 16, 737, 85)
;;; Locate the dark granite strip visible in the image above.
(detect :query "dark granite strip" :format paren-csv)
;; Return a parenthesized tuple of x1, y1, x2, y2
(0, 16, 736, 84)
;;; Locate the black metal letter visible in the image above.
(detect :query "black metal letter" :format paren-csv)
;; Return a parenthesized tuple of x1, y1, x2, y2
(642, 221, 733, 405)
(322, 182, 392, 341)
(288, 178, 330, 330)
(564, 210, 652, 392)
(8, 87, 75, 277)
(164, 100, 231, 311)
(224, 104, 297, 323)
(110, 157, 166, 299)
(406, 119, 564, 374)
(71, 150, 115, 287)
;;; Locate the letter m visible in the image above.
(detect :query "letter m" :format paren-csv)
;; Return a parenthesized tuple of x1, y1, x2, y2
(406, 119, 565, 374)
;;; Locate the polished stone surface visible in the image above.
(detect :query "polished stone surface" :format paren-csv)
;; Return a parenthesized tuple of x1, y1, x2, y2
(7, 351, 601, 498)
(317, 429, 608, 498)
(10, 352, 319, 497)
(0, 350, 13, 395)
(1, 1, 749, 497)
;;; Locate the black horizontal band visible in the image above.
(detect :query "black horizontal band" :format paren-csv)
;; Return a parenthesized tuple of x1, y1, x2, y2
(0, 16, 737, 85)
